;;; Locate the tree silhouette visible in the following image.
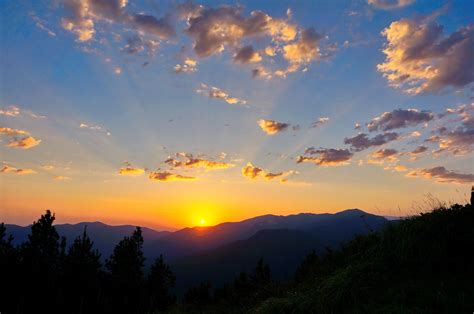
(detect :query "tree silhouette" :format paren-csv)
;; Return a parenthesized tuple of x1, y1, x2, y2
(184, 281, 212, 308)
(16, 210, 62, 313)
(147, 254, 176, 311)
(253, 258, 271, 286)
(0, 223, 19, 314)
(62, 226, 102, 313)
(105, 227, 145, 313)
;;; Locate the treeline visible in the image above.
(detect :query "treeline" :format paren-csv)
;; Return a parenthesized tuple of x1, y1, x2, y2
(0, 210, 277, 314)
(2, 203, 473, 313)
(0, 210, 176, 314)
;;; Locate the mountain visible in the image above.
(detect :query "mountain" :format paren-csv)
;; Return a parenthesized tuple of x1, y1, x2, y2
(5, 221, 170, 259)
(146, 209, 387, 261)
(4, 209, 387, 267)
(168, 209, 387, 294)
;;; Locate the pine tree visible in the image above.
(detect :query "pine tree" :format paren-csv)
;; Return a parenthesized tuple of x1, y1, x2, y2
(62, 226, 102, 313)
(147, 254, 176, 310)
(105, 227, 145, 313)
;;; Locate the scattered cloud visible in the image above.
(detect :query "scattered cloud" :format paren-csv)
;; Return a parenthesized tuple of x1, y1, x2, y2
(196, 84, 247, 105)
(367, 109, 433, 132)
(368, 0, 415, 10)
(258, 119, 290, 135)
(54, 176, 71, 181)
(7, 136, 41, 149)
(175, 58, 198, 73)
(242, 162, 293, 181)
(0, 127, 29, 136)
(61, 0, 175, 43)
(312, 117, 330, 128)
(148, 171, 195, 182)
(0, 105, 45, 119)
(29, 11, 56, 36)
(297, 147, 353, 166)
(233, 45, 262, 64)
(164, 153, 233, 170)
(1, 164, 36, 175)
(378, 14, 474, 94)
(368, 148, 399, 164)
(407, 166, 474, 184)
(344, 132, 399, 151)
(118, 162, 145, 175)
(411, 145, 428, 155)
(80, 123, 111, 135)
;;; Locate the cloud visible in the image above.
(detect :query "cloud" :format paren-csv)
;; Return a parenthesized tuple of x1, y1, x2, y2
(242, 162, 292, 181)
(0, 127, 29, 136)
(368, 0, 415, 9)
(184, 6, 297, 58)
(164, 153, 233, 170)
(297, 148, 353, 166)
(80, 122, 111, 135)
(196, 84, 247, 105)
(368, 148, 399, 164)
(0, 165, 36, 175)
(411, 145, 428, 155)
(7, 136, 41, 149)
(54, 176, 71, 181)
(118, 163, 145, 175)
(233, 45, 262, 63)
(378, 15, 474, 94)
(312, 117, 330, 128)
(174, 58, 198, 73)
(407, 166, 474, 184)
(429, 126, 474, 156)
(30, 11, 56, 36)
(282, 27, 324, 71)
(258, 119, 290, 135)
(148, 171, 195, 182)
(61, 0, 175, 42)
(367, 109, 433, 132)
(0, 105, 45, 119)
(384, 165, 408, 172)
(344, 132, 399, 151)
(121, 35, 160, 56)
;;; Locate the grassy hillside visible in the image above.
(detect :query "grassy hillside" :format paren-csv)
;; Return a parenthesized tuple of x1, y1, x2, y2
(174, 203, 474, 313)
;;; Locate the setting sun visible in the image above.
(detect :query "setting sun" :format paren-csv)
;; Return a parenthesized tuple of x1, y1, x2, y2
(200, 219, 206, 225)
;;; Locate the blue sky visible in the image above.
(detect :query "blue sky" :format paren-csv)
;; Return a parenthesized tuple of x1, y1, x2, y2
(1, 0, 473, 229)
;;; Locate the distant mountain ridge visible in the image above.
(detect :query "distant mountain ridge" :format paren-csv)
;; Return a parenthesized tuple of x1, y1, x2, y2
(5, 209, 386, 262)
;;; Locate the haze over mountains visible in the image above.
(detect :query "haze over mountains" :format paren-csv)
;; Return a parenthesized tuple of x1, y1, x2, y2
(5, 209, 388, 293)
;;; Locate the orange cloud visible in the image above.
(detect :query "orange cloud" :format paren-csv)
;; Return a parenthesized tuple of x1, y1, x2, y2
(0, 127, 29, 136)
(118, 163, 145, 175)
(1, 165, 36, 175)
(258, 119, 290, 135)
(148, 171, 195, 182)
(297, 148, 353, 166)
(7, 136, 41, 149)
(196, 84, 247, 106)
(242, 162, 293, 181)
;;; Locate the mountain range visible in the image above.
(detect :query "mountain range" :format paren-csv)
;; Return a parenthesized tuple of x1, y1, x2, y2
(4, 209, 389, 294)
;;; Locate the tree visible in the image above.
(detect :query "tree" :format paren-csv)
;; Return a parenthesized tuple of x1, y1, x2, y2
(105, 227, 145, 312)
(184, 281, 212, 308)
(253, 258, 271, 285)
(147, 254, 176, 311)
(19, 210, 62, 313)
(62, 226, 102, 313)
(0, 223, 19, 314)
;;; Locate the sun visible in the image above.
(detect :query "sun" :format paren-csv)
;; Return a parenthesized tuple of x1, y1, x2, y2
(200, 218, 206, 225)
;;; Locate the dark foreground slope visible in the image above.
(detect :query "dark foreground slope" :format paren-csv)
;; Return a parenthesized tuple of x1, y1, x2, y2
(176, 203, 474, 313)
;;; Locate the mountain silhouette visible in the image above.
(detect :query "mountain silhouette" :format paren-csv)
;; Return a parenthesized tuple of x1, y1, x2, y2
(6, 209, 387, 268)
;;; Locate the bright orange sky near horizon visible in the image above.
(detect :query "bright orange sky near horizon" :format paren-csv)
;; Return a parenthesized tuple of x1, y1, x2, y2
(1, 0, 473, 230)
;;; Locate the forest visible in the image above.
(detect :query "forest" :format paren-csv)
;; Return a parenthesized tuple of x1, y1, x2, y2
(1, 201, 473, 313)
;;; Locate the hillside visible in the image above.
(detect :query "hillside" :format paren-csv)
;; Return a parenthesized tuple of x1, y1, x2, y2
(183, 203, 474, 313)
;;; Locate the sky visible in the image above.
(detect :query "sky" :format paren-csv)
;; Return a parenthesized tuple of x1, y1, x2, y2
(1, 0, 473, 230)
